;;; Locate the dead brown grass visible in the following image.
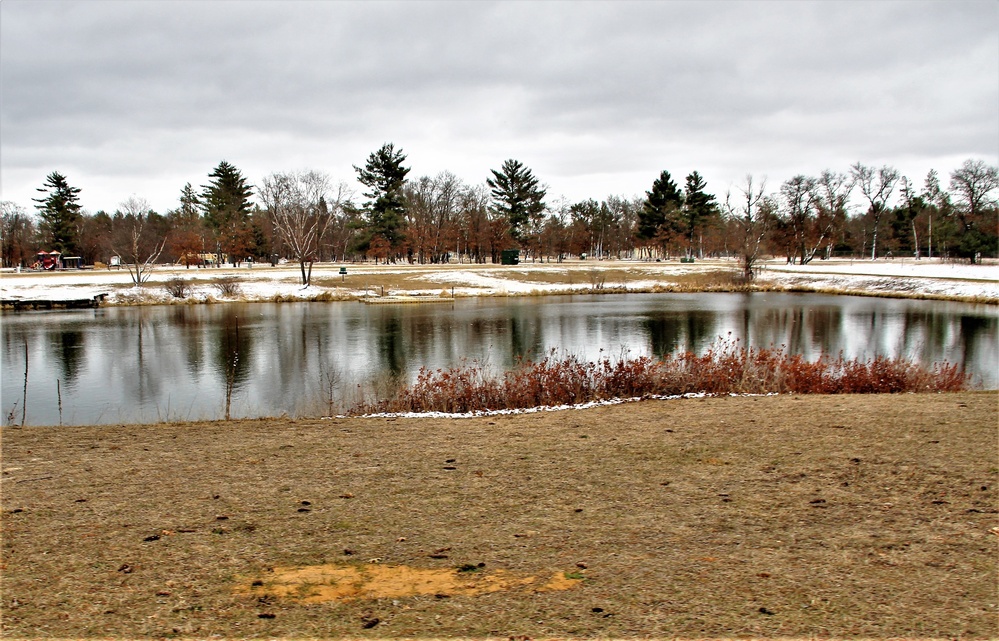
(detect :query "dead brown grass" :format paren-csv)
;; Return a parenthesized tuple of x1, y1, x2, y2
(2, 393, 996, 639)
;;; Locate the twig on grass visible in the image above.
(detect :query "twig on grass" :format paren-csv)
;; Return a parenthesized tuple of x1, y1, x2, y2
(16, 476, 53, 484)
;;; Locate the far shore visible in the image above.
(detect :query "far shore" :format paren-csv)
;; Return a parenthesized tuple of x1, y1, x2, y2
(2, 256, 998, 307)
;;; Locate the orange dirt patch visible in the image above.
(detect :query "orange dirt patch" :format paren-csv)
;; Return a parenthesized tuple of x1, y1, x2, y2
(236, 563, 582, 603)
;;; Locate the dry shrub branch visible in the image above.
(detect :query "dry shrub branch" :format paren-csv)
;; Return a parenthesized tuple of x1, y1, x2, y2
(213, 275, 242, 297)
(352, 341, 968, 414)
(163, 277, 191, 298)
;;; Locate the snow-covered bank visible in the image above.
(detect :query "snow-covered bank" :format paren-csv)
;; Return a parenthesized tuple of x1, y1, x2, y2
(760, 258, 997, 280)
(1, 258, 996, 306)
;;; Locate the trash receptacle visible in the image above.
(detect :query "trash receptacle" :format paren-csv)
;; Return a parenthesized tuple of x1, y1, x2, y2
(501, 249, 520, 265)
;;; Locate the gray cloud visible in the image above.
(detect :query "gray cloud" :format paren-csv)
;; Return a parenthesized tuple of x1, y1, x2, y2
(2, 0, 996, 213)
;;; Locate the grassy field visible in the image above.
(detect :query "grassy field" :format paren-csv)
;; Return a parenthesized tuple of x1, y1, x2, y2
(2, 392, 997, 639)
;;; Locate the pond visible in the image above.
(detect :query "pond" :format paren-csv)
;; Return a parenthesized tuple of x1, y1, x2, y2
(2, 293, 996, 426)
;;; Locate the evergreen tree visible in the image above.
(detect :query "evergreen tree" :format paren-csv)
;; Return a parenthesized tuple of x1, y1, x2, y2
(168, 183, 207, 267)
(353, 143, 410, 256)
(681, 171, 718, 257)
(201, 161, 253, 229)
(178, 182, 201, 222)
(486, 159, 546, 242)
(888, 178, 926, 258)
(200, 161, 254, 263)
(637, 170, 683, 242)
(33, 171, 83, 254)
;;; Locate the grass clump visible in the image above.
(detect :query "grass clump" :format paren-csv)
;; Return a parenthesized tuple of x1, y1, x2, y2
(350, 341, 968, 414)
(213, 276, 242, 297)
(163, 277, 191, 299)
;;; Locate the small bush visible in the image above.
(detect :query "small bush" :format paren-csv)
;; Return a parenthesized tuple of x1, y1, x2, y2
(213, 276, 242, 297)
(587, 269, 605, 290)
(164, 277, 191, 299)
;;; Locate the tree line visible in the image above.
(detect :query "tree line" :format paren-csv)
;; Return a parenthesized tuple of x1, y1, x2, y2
(2, 143, 996, 284)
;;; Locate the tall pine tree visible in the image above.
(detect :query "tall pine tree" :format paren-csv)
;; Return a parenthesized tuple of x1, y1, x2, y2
(638, 170, 683, 240)
(681, 171, 718, 258)
(201, 161, 253, 228)
(34, 171, 83, 255)
(200, 161, 254, 263)
(353, 143, 410, 258)
(486, 159, 546, 243)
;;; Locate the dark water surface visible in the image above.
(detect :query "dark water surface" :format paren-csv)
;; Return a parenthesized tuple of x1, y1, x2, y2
(2, 293, 996, 425)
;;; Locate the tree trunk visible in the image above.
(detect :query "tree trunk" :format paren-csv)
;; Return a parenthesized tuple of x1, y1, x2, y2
(870, 213, 881, 260)
(927, 215, 932, 259)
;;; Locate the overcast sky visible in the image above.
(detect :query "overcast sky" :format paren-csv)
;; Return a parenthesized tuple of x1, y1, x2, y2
(2, 0, 996, 215)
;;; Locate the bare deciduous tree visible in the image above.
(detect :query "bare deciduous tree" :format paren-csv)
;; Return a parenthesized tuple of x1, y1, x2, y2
(779, 175, 818, 264)
(261, 170, 352, 285)
(405, 172, 464, 264)
(948, 159, 999, 263)
(725, 175, 771, 280)
(1, 201, 36, 269)
(454, 184, 493, 264)
(950, 159, 999, 219)
(850, 163, 900, 260)
(815, 170, 853, 260)
(112, 196, 167, 286)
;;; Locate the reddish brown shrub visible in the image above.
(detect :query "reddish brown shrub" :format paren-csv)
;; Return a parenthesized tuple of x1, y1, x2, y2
(348, 345, 969, 415)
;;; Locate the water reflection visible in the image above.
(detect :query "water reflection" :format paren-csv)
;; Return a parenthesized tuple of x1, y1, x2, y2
(214, 307, 254, 391)
(49, 329, 85, 388)
(377, 314, 405, 377)
(1, 293, 996, 426)
(643, 312, 715, 357)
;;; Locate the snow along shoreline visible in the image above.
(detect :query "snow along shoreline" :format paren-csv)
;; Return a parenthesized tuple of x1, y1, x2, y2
(337, 391, 787, 420)
(1, 258, 997, 306)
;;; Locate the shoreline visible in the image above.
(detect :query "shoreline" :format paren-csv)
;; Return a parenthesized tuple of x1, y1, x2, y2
(3, 257, 998, 307)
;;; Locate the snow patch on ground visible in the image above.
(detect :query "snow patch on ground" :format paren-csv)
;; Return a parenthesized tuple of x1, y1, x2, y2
(0, 283, 113, 301)
(424, 270, 578, 294)
(757, 273, 999, 300)
(335, 392, 711, 419)
(2, 258, 996, 304)
(332, 391, 785, 420)
(760, 259, 998, 281)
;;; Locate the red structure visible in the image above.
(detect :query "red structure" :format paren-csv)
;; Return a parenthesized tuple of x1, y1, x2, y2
(35, 251, 62, 270)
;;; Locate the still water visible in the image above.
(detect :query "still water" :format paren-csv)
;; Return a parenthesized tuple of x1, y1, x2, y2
(2, 293, 996, 425)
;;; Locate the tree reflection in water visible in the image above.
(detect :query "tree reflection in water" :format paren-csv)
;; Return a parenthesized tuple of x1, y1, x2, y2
(1, 293, 994, 425)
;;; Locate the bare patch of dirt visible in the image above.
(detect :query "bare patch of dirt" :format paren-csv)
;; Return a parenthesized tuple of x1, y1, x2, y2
(2, 392, 996, 638)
